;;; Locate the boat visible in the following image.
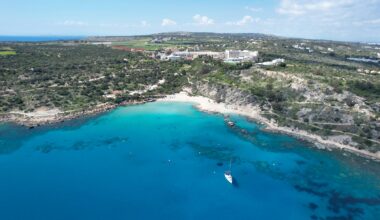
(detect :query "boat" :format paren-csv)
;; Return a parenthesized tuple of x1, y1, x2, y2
(224, 170, 233, 184)
(224, 159, 233, 184)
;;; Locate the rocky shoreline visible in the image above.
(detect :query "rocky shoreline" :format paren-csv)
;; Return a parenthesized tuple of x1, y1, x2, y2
(157, 92, 380, 161)
(1, 92, 379, 161)
(0, 99, 156, 128)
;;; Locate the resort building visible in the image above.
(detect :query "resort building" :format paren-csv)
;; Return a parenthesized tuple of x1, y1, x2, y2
(224, 50, 259, 63)
(258, 58, 285, 66)
(161, 49, 259, 63)
(225, 50, 241, 59)
(171, 50, 225, 60)
(164, 54, 182, 61)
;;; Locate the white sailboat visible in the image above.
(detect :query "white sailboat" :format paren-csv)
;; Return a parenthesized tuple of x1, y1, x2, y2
(224, 160, 233, 184)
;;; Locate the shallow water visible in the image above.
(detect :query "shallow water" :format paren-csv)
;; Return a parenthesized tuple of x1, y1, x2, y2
(0, 102, 379, 220)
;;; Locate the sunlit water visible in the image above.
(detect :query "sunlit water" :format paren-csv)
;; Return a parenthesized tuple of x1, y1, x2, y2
(0, 102, 379, 220)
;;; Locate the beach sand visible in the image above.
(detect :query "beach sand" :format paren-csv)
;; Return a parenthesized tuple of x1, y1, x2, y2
(1, 91, 379, 160)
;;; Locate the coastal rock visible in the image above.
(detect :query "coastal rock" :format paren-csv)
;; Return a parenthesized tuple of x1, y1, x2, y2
(190, 77, 380, 160)
(227, 121, 235, 127)
(192, 81, 258, 107)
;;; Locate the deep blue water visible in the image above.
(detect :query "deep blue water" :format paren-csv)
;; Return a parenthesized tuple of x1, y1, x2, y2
(0, 36, 84, 42)
(0, 102, 379, 220)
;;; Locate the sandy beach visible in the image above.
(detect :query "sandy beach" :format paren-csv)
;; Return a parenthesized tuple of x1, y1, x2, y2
(158, 92, 380, 161)
(1, 91, 379, 161)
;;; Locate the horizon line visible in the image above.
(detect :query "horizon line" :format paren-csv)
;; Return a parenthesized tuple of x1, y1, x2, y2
(0, 32, 379, 44)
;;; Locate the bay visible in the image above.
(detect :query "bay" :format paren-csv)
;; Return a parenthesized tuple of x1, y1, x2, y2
(0, 102, 379, 220)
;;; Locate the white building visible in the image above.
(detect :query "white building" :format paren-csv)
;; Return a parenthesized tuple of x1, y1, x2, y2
(161, 49, 259, 63)
(160, 53, 182, 61)
(225, 50, 241, 59)
(172, 50, 224, 60)
(258, 58, 285, 66)
(166, 54, 182, 61)
(90, 42, 112, 46)
(224, 58, 244, 64)
(224, 50, 259, 63)
(191, 51, 224, 59)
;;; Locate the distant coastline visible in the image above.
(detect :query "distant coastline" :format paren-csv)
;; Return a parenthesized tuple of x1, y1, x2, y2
(0, 36, 85, 42)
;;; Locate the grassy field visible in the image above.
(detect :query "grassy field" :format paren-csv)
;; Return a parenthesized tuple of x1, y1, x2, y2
(111, 37, 214, 50)
(112, 38, 171, 50)
(0, 51, 16, 56)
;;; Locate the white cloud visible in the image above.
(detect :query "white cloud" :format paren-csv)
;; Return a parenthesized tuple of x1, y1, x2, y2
(161, 18, 177, 26)
(226, 16, 257, 26)
(275, 0, 380, 27)
(271, 0, 380, 41)
(61, 20, 88, 27)
(276, 0, 354, 15)
(193, 14, 214, 25)
(353, 18, 380, 26)
(245, 6, 262, 12)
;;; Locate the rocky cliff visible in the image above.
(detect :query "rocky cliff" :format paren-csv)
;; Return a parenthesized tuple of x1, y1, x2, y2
(192, 81, 257, 107)
(191, 69, 380, 155)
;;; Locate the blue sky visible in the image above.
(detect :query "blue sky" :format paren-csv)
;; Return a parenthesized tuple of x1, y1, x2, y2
(1, 0, 380, 42)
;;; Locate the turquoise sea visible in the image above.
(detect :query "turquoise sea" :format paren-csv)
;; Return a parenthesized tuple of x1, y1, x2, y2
(0, 102, 379, 220)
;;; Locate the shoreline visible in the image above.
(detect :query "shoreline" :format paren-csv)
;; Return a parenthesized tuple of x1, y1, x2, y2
(1, 92, 379, 161)
(0, 100, 151, 128)
(157, 92, 380, 161)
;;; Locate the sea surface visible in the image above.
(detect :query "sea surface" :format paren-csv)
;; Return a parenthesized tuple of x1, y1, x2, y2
(0, 36, 84, 42)
(0, 102, 379, 220)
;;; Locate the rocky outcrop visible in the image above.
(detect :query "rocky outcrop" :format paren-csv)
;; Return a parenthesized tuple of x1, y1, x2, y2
(191, 77, 380, 155)
(192, 81, 258, 106)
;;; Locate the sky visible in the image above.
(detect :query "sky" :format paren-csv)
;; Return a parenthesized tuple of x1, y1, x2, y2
(1, 0, 380, 42)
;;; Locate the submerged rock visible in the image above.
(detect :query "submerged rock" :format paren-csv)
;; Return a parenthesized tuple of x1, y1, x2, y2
(227, 121, 235, 127)
(309, 202, 318, 210)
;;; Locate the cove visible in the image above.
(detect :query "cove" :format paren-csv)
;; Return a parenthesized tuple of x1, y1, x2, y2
(0, 102, 379, 220)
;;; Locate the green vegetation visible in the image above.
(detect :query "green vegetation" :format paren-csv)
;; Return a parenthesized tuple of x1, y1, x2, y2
(0, 51, 16, 56)
(0, 43, 187, 112)
(112, 38, 171, 50)
(1, 32, 380, 153)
